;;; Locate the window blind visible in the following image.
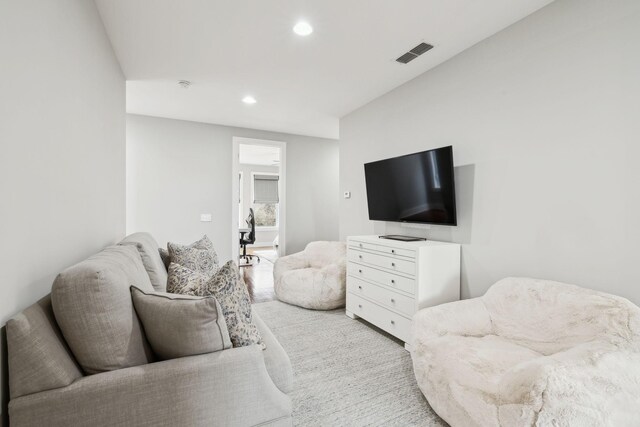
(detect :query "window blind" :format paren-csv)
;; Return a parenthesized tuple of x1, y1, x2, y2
(253, 174, 279, 203)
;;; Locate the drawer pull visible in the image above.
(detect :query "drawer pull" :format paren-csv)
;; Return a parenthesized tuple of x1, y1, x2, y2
(390, 299, 395, 303)
(391, 263, 396, 267)
(391, 249, 395, 254)
(391, 279, 395, 284)
(358, 304, 362, 308)
(359, 243, 363, 248)
(390, 320, 395, 325)
(358, 255, 363, 259)
(358, 285, 362, 290)
(358, 269, 362, 273)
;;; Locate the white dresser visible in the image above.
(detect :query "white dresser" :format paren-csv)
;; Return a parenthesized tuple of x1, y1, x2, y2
(346, 235, 460, 350)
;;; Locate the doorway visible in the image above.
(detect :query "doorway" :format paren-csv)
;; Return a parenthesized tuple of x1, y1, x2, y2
(231, 137, 286, 300)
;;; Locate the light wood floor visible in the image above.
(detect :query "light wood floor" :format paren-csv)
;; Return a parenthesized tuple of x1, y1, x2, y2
(242, 247, 277, 303)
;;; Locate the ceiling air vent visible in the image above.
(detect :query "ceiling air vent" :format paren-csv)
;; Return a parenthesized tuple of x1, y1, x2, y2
(396, 42, 434, 64)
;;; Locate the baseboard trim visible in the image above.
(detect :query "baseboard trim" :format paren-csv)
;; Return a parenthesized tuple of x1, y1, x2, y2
(250, 242, 275, 248)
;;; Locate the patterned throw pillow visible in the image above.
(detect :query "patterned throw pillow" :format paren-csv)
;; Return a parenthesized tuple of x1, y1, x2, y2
(166, 260, 263, 349)
(166, 262, 208, 296)
(167, 235, 219, 277)
(203, 261, 263, 349)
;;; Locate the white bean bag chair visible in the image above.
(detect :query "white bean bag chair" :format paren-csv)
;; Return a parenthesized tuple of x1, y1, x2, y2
(274, 241, 346, 310)
(411, 277, 640, 427)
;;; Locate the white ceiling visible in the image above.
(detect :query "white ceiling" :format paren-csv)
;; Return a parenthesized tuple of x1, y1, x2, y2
(239, 144, 280, 166)
(95, 0, 554, 139)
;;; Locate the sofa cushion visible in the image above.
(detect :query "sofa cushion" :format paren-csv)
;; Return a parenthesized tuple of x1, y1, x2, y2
(52, 245, 155, 374)
(131, 286, 232, 360)
(166, 262, 208, 296)
(119, 232, 168, 292)
(414, 334, 542, 426)
(6, 295, 83, 398)
(167, 235, 219, 277)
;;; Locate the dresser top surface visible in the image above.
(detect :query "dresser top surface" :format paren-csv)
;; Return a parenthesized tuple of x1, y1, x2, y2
(347, 235, 460, 249)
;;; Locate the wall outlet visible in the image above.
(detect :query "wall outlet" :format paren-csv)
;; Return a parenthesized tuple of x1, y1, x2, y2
(343, 191, 351, 199)
(200, 213, 212, 222)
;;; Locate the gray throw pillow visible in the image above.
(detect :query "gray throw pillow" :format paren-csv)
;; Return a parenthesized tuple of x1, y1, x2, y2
(166, 262, 208, 296)
(167, 235, 219, 277)
(131, 286, 232, 360)
(202, 261, 264, 349)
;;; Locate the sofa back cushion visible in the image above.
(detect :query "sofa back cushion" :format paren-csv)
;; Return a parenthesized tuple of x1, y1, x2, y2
(305, 241, 346, 269)
(52, 245, 156, 374)
(119, 232, 168, 292)
(483, 277, 640, 354)
(6, 295, 83, 398)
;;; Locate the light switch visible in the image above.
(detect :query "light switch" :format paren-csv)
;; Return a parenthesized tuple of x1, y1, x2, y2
(200, 213, 212, 222)
(344, 191, 351, 199)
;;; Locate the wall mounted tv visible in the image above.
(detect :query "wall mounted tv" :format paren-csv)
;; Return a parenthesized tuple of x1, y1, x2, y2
(364, 146, 457, 226)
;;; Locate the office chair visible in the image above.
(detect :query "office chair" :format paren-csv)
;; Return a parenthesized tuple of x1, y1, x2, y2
(239, 208, 260, 266)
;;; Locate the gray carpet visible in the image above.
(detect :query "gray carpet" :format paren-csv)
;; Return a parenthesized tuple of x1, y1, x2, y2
(253, 301, 446, 427)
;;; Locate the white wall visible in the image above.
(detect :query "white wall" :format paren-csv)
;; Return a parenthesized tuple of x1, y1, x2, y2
(340, 0, 640, 303)
(239, 164, 280, 247)
(0, 0, 125, 422)
(127, 114, 339, 260)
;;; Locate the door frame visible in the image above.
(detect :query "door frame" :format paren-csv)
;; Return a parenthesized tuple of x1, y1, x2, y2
(231, 137, 286, 260)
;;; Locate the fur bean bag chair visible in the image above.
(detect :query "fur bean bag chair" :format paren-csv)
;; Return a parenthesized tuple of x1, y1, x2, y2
(274, 241, 346, 310)
(411, 277, 640, 426)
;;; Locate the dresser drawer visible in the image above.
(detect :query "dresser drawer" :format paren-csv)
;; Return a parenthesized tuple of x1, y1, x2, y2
(348, 250, 415, 276)
(347, 294, 412, 343)
(372, 244, 414, 258)
(347, 262, 415, 295)
(349, 240, 380, 253)
(347, 277, 415, 317)
(349, 240, 414, 259)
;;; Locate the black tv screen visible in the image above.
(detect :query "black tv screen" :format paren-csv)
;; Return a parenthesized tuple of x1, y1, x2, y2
(364, 146, 457, 225)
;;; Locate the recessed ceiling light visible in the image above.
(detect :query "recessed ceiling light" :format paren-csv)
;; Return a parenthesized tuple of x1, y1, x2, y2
(242, 95, 257, 105)
(178, 80, 191, 89)
(293, 21, 313, 36)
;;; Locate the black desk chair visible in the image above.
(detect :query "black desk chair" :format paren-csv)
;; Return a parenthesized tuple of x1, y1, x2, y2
(239, 208, 260, 266)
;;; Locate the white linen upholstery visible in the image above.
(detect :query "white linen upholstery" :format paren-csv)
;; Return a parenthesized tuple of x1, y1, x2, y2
(411, 277, 640, 427)
(274, 241, 346, 310)
(7, 233, 293, 426)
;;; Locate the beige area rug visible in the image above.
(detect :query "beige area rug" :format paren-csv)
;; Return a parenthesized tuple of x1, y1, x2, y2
(253, 300, 446, 427)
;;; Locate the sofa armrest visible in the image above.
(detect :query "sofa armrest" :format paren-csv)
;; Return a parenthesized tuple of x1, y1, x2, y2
(411, 298, 493, 346)
(497, 341, 640, 424)
(9, 345, 292, 427)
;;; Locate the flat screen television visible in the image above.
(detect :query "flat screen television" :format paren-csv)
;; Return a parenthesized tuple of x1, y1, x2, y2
(364, 146, 457, 226)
